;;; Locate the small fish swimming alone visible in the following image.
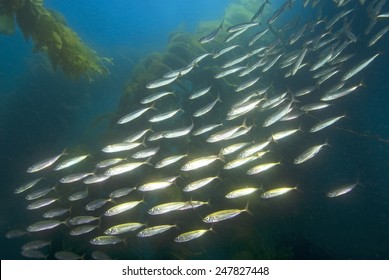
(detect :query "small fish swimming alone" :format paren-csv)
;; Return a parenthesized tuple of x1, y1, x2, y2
(326, 180, 360, 197)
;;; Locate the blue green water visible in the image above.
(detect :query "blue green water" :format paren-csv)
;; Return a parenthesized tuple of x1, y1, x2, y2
(1, 0, 389, 259)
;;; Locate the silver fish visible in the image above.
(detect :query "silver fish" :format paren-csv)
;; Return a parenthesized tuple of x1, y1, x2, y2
(124, 128, 152, 143)
(104, 222, 145, 235)
(327, 182, 359, 197)
(69, 225, 98, 236)
(301, 103, 331, 112)
(261, 187, 297, 198)
(174, 229, 211, 243)
(109, 187, 135, 198)
(271, 128, 300, 141)
(102, 142, 143, 153)
(21, 250, 47, 259)
(214, 66, 246, 79)
(225, 187, 259, 199)
(140, 91, 175, 104)
(181, 155, 220, 171)
(95, 158, 126, 168)
(227, 21, 259, 33)
(221, 142, 251, 156)
(137, 224, 176, 237)
(189, 86, 211, 100)
(138, 178, 176, 192)
(292, 48, 308, 76)
(248, 29, 269, 47)
(22, 240, 51, 251)
(117, 105, 155, 124)
(154, 154, 187, 169)
(199, 19, 224, 44)
(90, 236, 122, 245)
(191, 53, 212, 65)
(132, 146, 159, 159)
(222, 53, 252, 69)
(341, 53, 380, 81)
(163, 123, 194, 139)
(85, 199, 112, 211)
(235, 77, 260, 92)
(148, 202, 186, 215)
(294, 141, 329, 164)
(238, 140, 271, 158)
(180, 200, 209, 211)
(192, 123, 222, 136)
(193, 96, 221, 117)
(83, 174, 111, 184)
(310, 115, 345, 133)
(27, 220, 64, 232)
(104, 161, 149, 176)
(146, 76, 178, 89)
(223, 155, 261, 170)
(53, 155, 88, 171)
(60, 172, 93, 184)
(247, 162, 280, 175)
(183, 176, 219, 192)
(321, 83, 362, 101)
(368, 25, 389, 46)
(203, 204, 250, 223)
(42, 207, 70, 218)
(104, 200, 143, 216)
(68, 189, 88, 201)
(207, 120, 246, 143)
(25, 186, 54, 200)
(14, 178, 44, 194)
(27, 149, 66, 173)
(225, 28, 246, 43)
(148, 108, 182, 123)
(68, 216, 100, 226)
(227, 98, 262, 120)
(26, 198, 58, 210)
(262, 102, 293, 127)
(213, 45, 239, 59)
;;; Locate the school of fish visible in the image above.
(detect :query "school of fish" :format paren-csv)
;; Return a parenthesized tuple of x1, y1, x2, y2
(6, 0, 388, 259)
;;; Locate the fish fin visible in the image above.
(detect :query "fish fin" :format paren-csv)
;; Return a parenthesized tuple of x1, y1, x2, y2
(324, 137, 332, 147)
(244, 201, 253, 216)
